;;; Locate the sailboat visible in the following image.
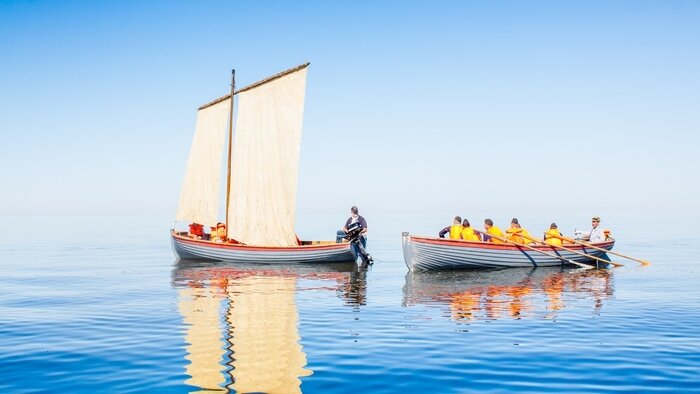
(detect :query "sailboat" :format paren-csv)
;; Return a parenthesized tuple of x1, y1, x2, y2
(171, 63, 356, 263)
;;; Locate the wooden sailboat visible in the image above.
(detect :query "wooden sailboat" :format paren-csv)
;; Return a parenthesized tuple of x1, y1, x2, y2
(171, 63, 355, 263)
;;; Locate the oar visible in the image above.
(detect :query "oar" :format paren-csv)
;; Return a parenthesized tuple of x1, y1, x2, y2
(474, 230, 590, 268)
(554, 234, 651, 266)
(527, 233, 624, 267)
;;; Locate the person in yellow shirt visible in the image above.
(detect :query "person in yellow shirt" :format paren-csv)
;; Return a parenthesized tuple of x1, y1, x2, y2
(484, 218, 505, 244)
(460, 219, 481, 241)
(506, 218, 538, 244)
(506, 218, 525, 244)
(544, 223, 563, 246)
(439, 216, 463, 240)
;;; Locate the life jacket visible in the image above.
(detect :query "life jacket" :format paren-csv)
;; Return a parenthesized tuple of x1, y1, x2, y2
(521, 229, 536, 244)
(449, 224, 462, 240)
(461, 226, 480, 241)
(217, 226, 227, 240)
(188, 223, 203, 238)
(210, 225, 227, 242)
(506, 227, 524, 244)
(544, 229, 562, 246)
(487, 226, 505, 244)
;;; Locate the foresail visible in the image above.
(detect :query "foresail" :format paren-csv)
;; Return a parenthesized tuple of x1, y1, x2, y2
(227, 66, 308, 246)
(175, 99, 230, 227)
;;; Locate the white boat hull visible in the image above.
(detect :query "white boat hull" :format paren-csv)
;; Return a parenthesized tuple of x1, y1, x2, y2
(402, 232, 615, 271)
(172, 231, 356, 264)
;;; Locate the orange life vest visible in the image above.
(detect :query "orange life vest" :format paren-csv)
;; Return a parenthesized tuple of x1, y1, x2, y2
(188, 223, 204, 238)
(506, 227, 524, 244)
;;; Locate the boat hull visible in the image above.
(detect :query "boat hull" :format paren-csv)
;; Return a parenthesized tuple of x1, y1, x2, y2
(171, 231, 357, 264)
(402, 232, 615, 271)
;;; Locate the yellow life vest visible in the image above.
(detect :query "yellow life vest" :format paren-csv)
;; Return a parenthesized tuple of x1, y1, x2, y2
(506, 227, 524, 244)
(544, 229, 562, 246)
(461, 226, 480, 241)
(449, 224, 462, 240)
(211, 226, 227, 242)
(487, 226, 505, 244)
(521, 229, 536, 244)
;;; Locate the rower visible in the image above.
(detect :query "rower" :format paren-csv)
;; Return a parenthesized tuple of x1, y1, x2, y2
(439, 216, 463, 240)
(544, 223, 563, 246)
(484, 219, 505, 244)
(460, 219, 480, 241)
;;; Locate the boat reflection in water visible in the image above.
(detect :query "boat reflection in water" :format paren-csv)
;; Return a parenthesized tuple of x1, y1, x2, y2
(403, 267, 613, 322)
(172, 260, 366, 393)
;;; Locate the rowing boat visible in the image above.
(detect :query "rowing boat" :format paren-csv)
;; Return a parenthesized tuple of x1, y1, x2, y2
(402, 232, 615, 271)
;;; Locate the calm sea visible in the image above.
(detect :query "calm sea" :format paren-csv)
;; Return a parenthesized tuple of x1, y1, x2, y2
(1, 214, 699, 393)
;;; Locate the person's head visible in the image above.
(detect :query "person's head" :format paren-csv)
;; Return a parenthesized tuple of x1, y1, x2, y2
(462, 219, 470, 227)
(351, 206, 359, 217)
(511, 218, 520, 228)
(592, 216, 600, 228)
(454, 216, 462, 224)
(550, 223, 558, 229)
(484, 218, 493, 229)
(217, 222, 225, 228)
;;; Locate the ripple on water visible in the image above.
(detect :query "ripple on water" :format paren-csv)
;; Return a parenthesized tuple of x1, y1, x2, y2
(2, 216, 700, 392)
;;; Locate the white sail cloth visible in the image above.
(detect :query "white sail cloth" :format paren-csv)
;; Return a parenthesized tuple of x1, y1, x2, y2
(175, 99, 230, 227)
(227, 68, 307, 246)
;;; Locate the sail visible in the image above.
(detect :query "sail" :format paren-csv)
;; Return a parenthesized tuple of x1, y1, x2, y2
(175, 99, 230, 227)
(227, 66, 308, 246)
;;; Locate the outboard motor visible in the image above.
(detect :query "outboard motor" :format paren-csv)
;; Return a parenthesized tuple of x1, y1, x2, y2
(344, 222, 373, 268)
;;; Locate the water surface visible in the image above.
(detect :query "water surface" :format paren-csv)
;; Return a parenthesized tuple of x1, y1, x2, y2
(1, 215, 699, 393)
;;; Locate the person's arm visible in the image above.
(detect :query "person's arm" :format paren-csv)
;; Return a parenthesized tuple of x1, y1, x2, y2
(359, 216, 368, 234)
(342, 217, 351, 233)
(438, 226, 450, 238)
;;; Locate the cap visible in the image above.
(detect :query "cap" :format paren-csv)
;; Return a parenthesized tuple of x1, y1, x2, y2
(592, 216, 601, 222)
(550, 223, 558, 229)
(351, 206, 359, 214)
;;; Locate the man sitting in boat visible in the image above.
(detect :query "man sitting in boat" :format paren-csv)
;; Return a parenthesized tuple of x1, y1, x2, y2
(439, 216, 463, 239)
(460, 219, 481, 241)
(544, 223, 563, 246)
(506, 218, 536, 244)
(188, 223, 205, 239)
(483, 219, 505, 244)
(585, 216, 606, 243)
(210, 222, 227, 243)
(338, 205, 368, 244)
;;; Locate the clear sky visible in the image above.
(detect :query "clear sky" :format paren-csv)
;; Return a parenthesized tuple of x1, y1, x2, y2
(1, 1, 699, 222)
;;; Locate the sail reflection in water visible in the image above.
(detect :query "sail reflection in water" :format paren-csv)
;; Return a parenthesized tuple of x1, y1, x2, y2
(403, 267, 613, 322)
(172, 261, 365, 393)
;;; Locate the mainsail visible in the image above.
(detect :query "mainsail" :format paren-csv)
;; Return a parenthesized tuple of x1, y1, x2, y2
(175, 99, 230, 227)
(227, 65, 308, 246)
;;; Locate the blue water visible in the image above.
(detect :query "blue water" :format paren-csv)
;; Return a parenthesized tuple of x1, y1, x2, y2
(2, 215, 700, 393)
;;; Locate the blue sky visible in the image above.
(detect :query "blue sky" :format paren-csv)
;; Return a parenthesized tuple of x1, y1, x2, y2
(1, 1, 698, 222)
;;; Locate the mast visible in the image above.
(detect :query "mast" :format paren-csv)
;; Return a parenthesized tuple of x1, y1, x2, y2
(225, 69, 235, 230)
